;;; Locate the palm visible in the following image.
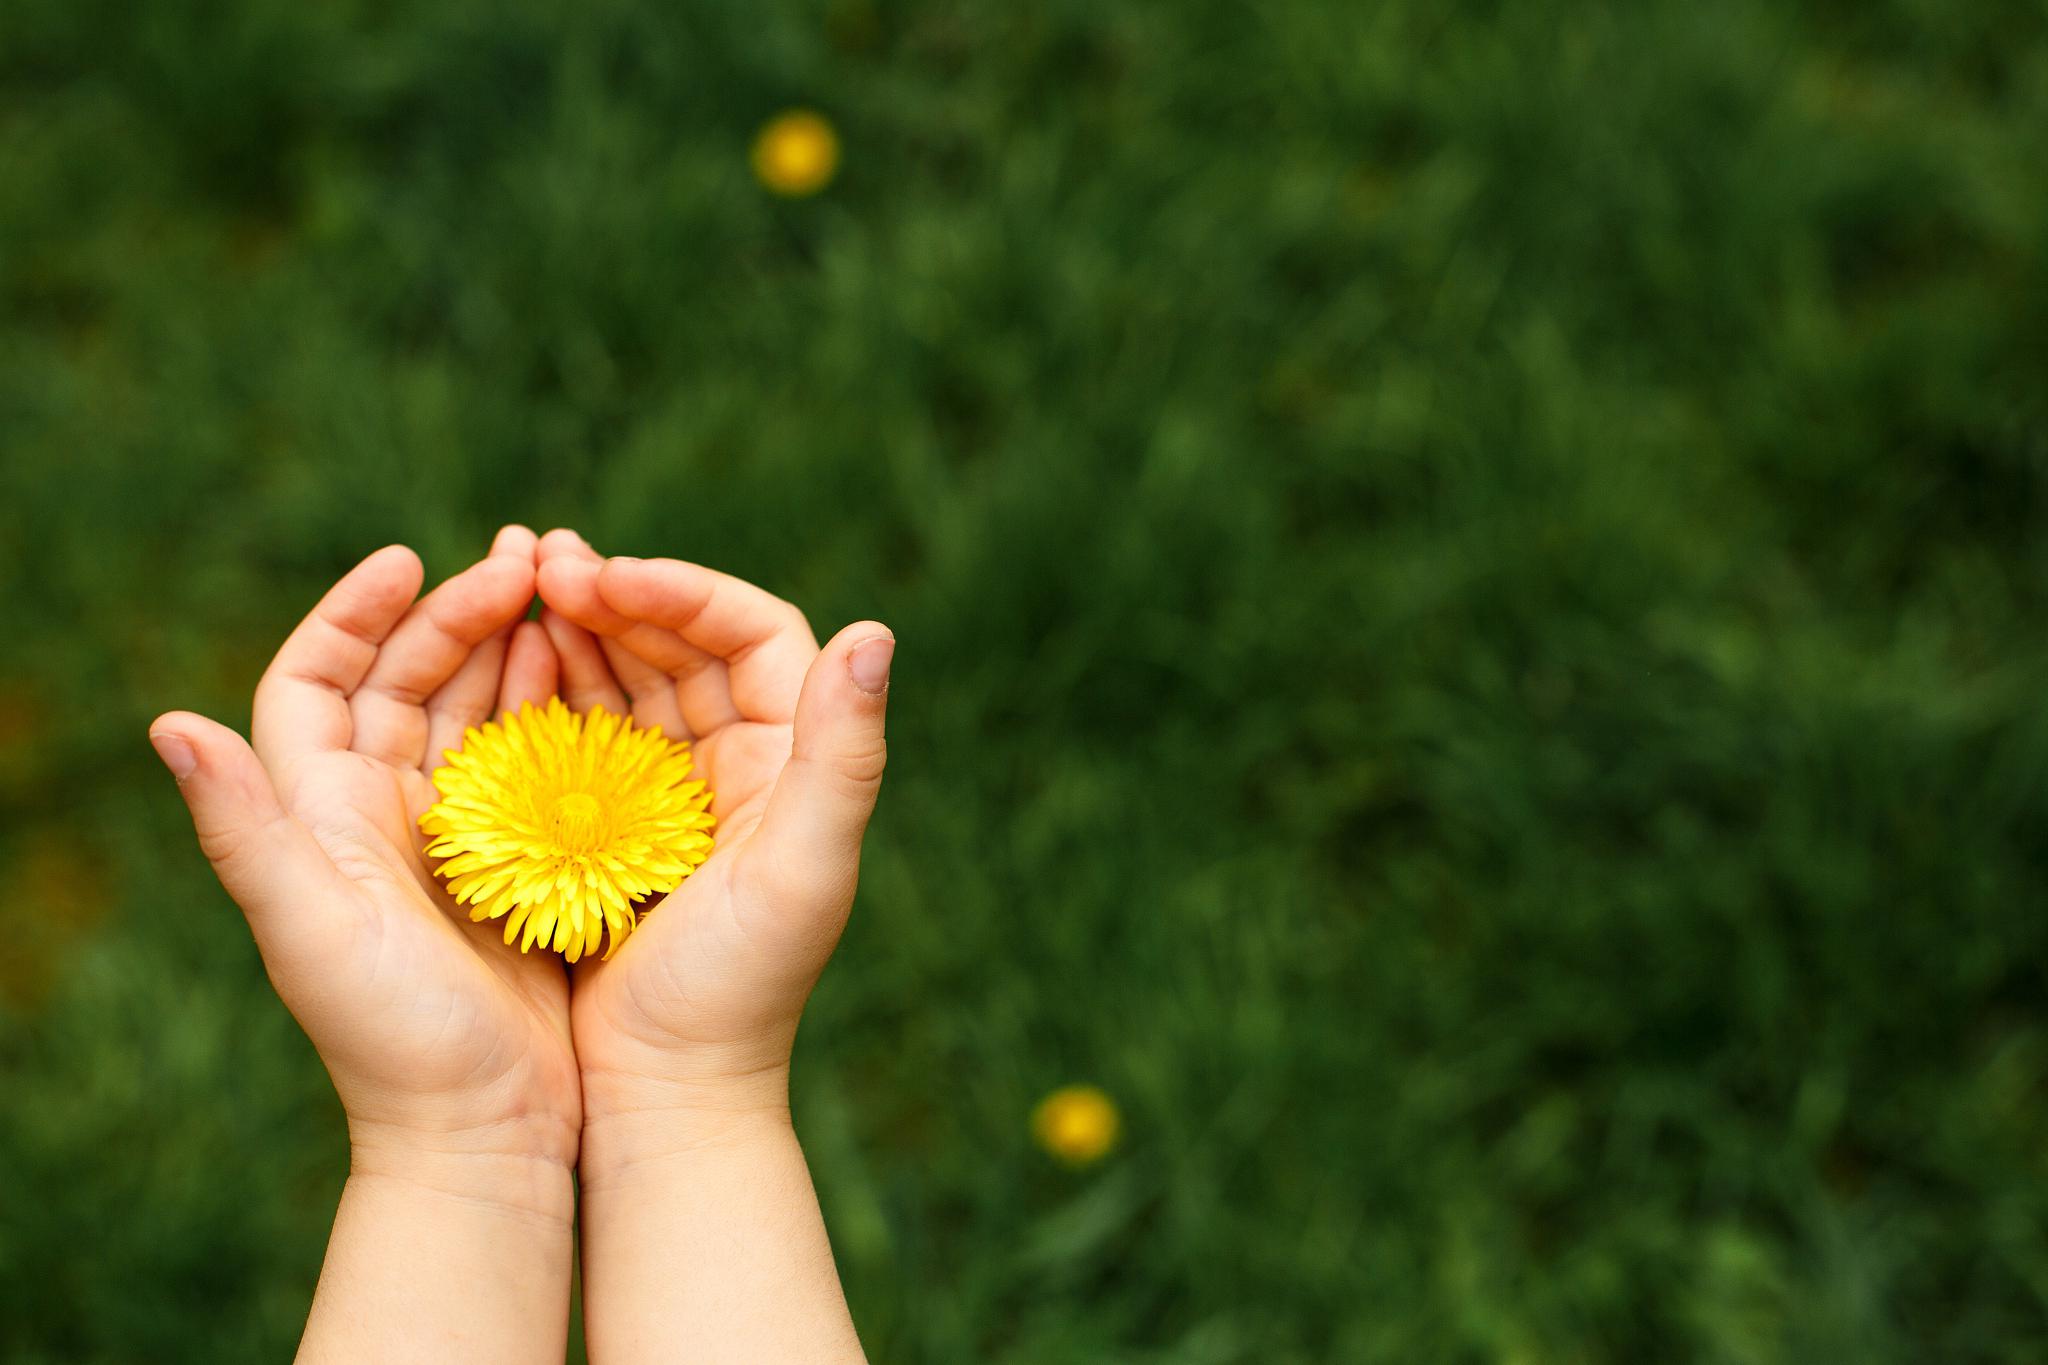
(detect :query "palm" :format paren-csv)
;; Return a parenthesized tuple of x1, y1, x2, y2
(574, 718, 793, 1056)
(292, 750, 577, 1114)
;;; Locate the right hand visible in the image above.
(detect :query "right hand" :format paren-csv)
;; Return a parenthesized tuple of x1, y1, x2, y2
(531, 530, 893, 1137)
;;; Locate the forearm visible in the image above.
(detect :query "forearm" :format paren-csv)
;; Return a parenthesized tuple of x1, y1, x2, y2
(578, 1104, 865, 1364)
(298, 1137, 577, 1365)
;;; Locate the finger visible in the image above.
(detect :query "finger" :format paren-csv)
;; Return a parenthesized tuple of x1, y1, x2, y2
(498, 619, 559, 713)
(537, 526, 593, 563)
(598, 557, 818, 723)
(539, 554, 716, 736)
(537, 536, 725, 738)
(419, 526, 545, 769)
(540, 607, 630, 715)
(151, 712, 355, 964)
(736, 623, 892, 926)
(490, 523, 539, 560)
(253, 545, 424, 777)
(421, 624, 512, 772)
(602, 635, 695, 740)
(351, 554, 537, 770)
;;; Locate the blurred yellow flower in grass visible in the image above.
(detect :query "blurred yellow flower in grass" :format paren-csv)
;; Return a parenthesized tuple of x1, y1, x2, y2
(420, 699, 715, 962)
(1033, 1084, 1121, 1165)
(752, 109, 840, 196)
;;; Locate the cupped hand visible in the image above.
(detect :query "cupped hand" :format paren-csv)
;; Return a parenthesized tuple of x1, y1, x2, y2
(151, 528, 582, 1166)
(531, 531, 893, 1125)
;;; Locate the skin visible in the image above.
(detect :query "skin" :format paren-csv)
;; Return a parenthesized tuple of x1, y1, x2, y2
(150, 526, 578, 1362)
(534, 529, 887, 1363)
(150, 526, 889, 1362)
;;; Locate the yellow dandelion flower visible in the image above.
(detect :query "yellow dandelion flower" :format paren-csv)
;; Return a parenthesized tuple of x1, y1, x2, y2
(419, 699, 715, 962)
(751, 108, 840, 196)
(1032, 1084, 1121, 1166)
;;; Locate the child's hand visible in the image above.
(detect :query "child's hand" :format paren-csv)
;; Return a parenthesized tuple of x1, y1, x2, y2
(149, 529, 582, 1188)
(532, 531, 892, 1147)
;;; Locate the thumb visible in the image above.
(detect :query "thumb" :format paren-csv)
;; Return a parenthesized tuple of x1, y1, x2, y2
(149, 711, 345, 947)
(742, 623, 893, 916)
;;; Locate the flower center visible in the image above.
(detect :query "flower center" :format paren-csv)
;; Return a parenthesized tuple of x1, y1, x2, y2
(548, 792, 606, 854)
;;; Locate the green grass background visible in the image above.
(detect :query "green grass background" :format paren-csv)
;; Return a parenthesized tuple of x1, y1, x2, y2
(4, 1, 2047, 1360)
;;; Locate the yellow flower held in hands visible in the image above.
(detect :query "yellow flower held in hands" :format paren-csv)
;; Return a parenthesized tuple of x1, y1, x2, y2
(420, 699, 715, 962)
(1032, 1085, 1121, 1166)
(752, 108, 840, 196)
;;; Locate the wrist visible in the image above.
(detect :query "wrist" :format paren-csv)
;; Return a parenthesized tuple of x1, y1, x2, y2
(578, 1026, 792, 1121)
(338, 1078, 582, 1164)
(347, 1115, 579, 1227)
(577, 1064, 795, 1190)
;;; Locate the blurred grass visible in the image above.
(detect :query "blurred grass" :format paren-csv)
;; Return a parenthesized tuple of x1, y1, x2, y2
(3, 0, 2047, 1360)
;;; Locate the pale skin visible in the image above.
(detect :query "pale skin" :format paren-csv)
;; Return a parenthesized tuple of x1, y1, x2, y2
(150, 526, 889, 1362)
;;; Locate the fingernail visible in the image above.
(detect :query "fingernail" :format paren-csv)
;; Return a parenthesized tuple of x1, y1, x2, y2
(849, 636, 894, 695)
(150, 732, 197, 780)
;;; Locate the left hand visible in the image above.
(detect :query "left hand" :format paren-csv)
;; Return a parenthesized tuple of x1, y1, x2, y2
(150, 527, 583, 1181)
